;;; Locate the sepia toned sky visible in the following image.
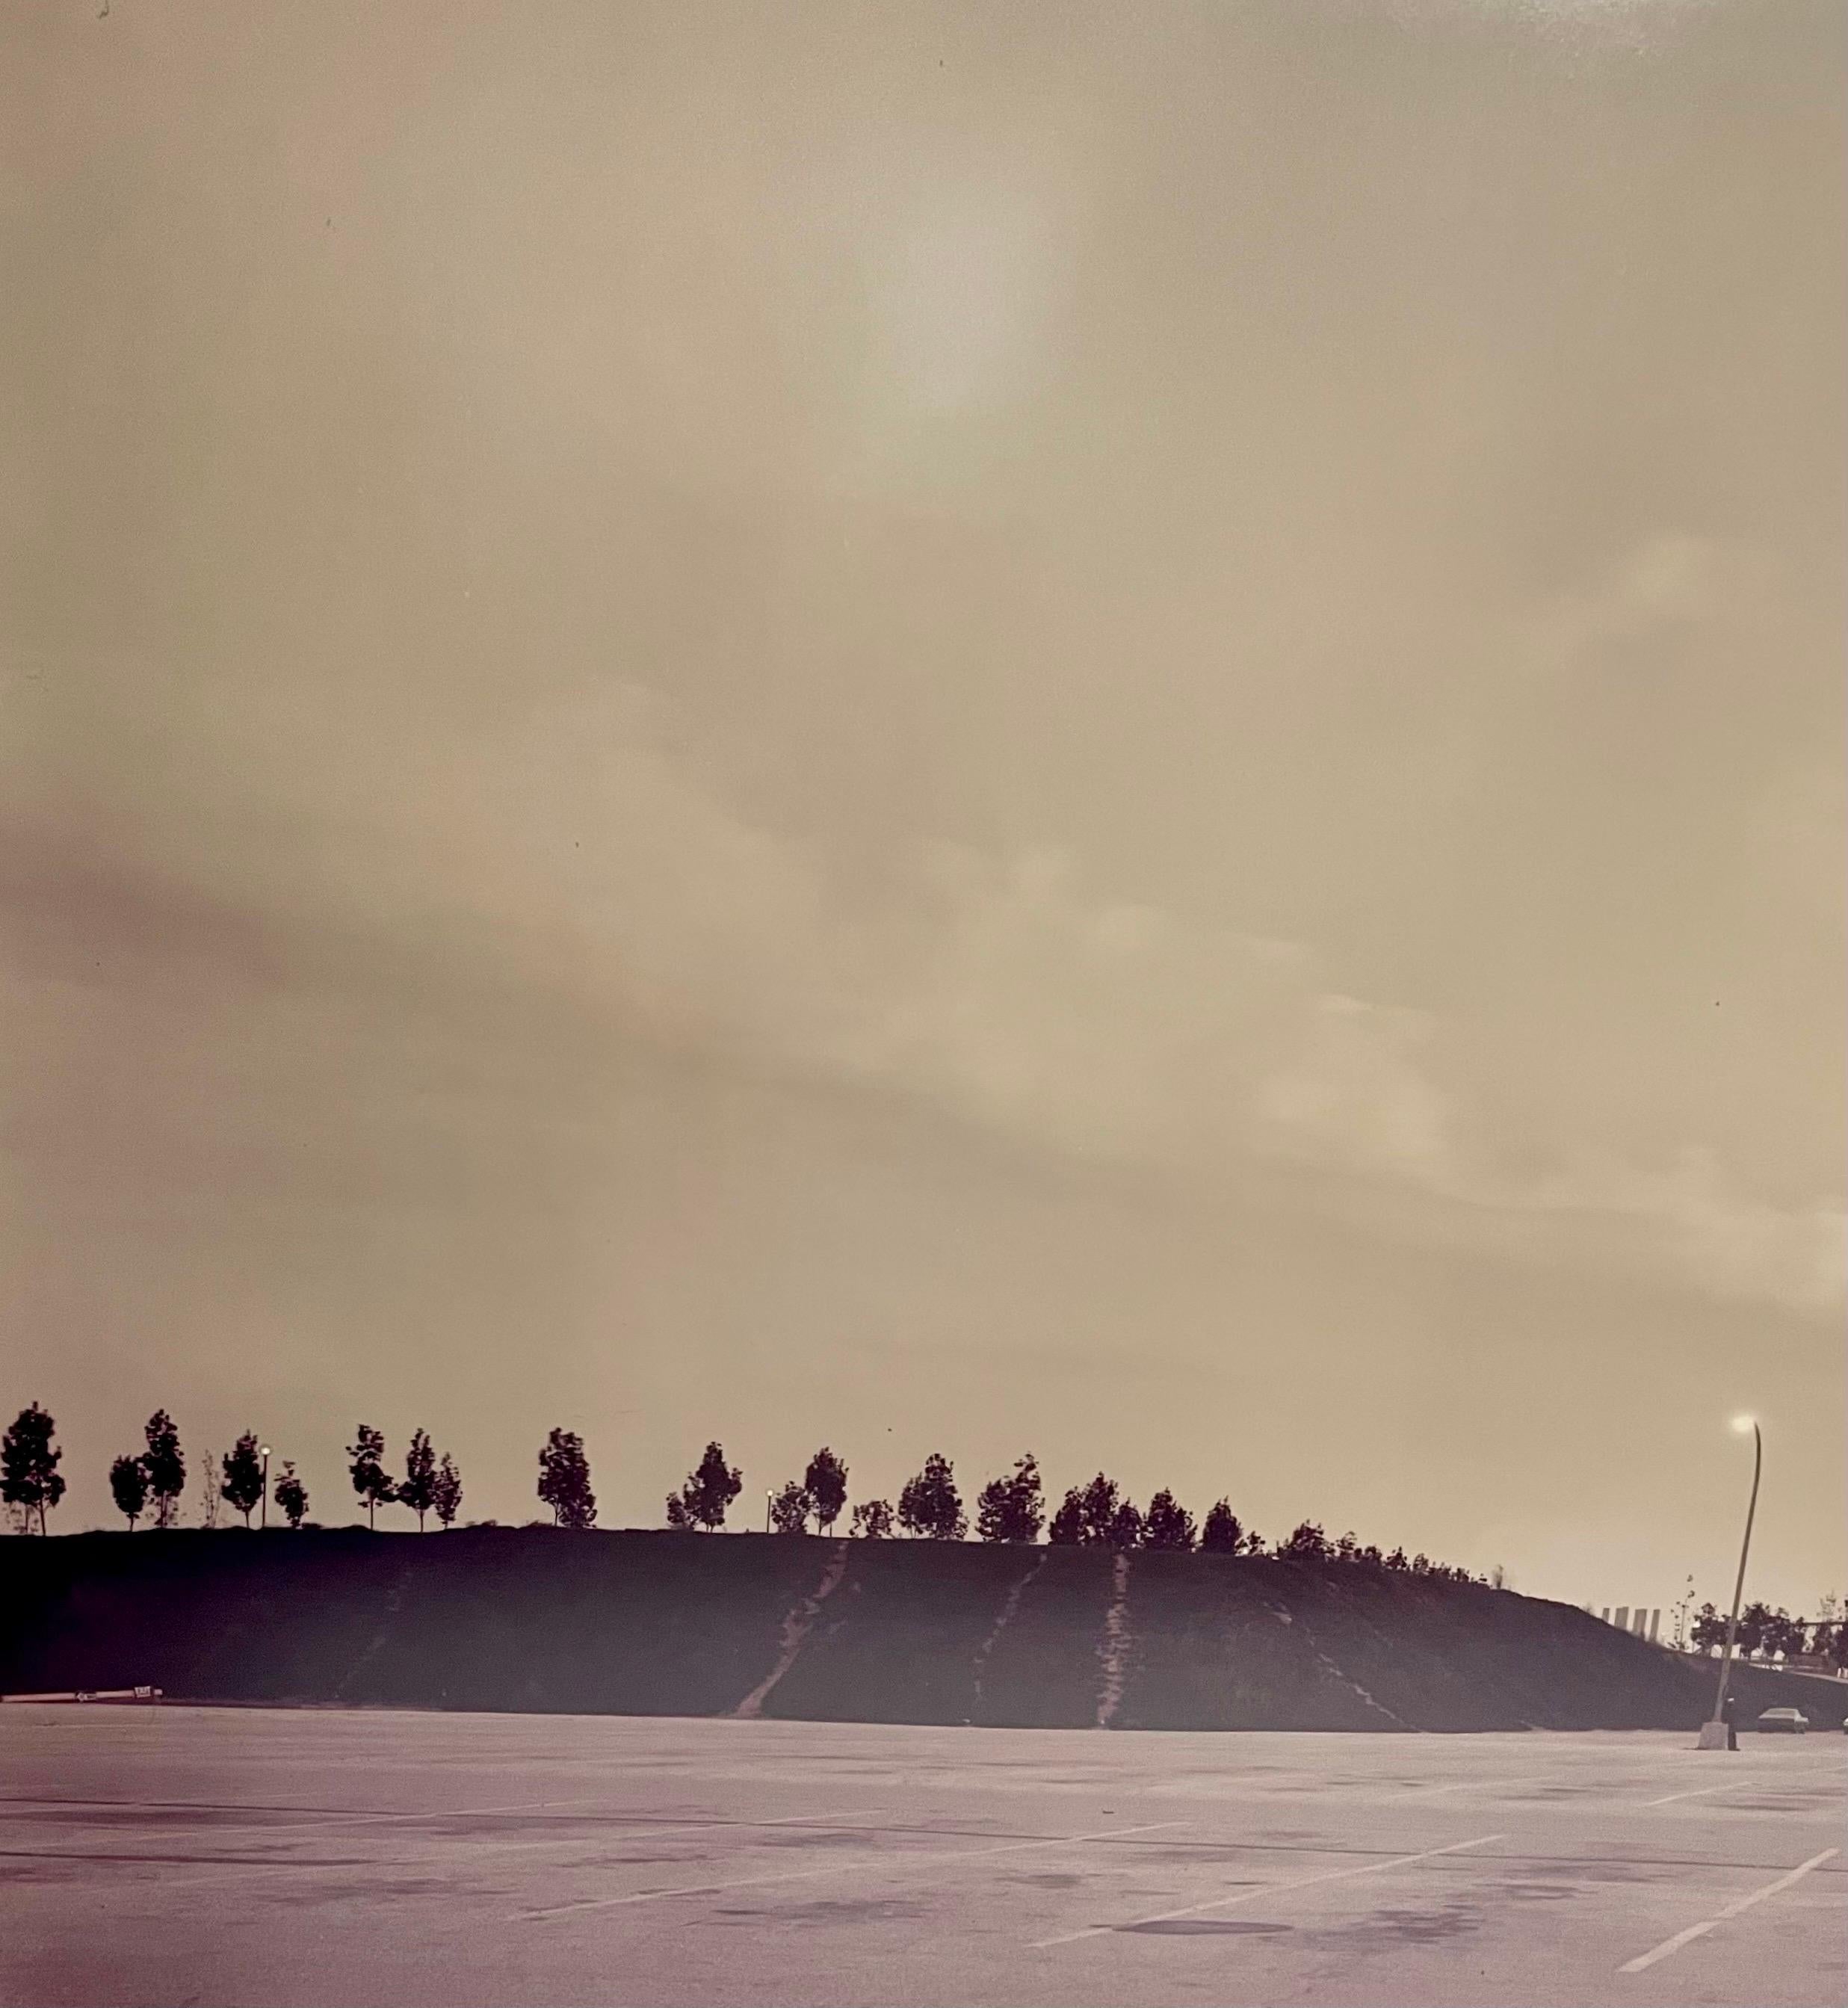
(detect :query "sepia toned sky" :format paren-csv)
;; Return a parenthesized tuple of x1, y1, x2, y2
(3, 1, 1842, 1613)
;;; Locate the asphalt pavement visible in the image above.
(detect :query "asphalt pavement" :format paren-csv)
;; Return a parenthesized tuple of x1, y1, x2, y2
(1, 1705, 1843, 2006)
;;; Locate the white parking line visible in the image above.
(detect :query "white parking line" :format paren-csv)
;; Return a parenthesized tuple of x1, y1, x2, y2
(1618, 1848, 1838, 1972)
(1031, 1831, 1505, 1948)
(525, 1819, 1187, 1922)
(1641, 1776, 1781, 1808)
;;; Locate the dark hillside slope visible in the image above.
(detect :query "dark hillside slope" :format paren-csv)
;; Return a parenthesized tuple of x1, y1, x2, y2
(4, 1529, 1840, 1732)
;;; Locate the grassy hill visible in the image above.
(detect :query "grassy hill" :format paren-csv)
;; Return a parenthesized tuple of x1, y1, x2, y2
(4, 1527, 1841, 1732)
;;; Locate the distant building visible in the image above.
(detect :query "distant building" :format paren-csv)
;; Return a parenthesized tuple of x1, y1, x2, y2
(1590, 1604, 1660, 1643)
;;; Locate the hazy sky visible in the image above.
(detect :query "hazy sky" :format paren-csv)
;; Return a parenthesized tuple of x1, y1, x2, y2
(4, 1, 1842, 1613)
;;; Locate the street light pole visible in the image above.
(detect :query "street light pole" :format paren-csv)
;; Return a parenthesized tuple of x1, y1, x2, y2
(260, 1446, 271, 1530)
(1706, 1418, 1761, 1737)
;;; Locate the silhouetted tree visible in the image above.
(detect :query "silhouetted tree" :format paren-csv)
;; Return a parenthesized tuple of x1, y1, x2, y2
(1199, 1499, 1243, 1553)
(1, 1404, 65, 1535)
(1829, 1622, 1848, 1672)
(850, 1498, 894, 1538)
(220, 1434, 265, 1526)
(1759, 1607, 1802, 1660)
(1737, 1600, 1773, 1657)
(537, 1427, 597, 1529)
(803, 1448, 848, 1534)
(274, 1460, 309, 1528)
(1049, 1474, 1126, 1545)
(432, 1453, 463, 1529)
(1077, 1473, 1126, 1543)
(1278, 1520, 1332, 1562)
(1383, 1545, 1409, 1572)
(1689, 1601, 1726, 1653)
(1107, 1498, 1144, 1548)
(196, 1448, 223, 1529)
(400, 1429, 438, 1530)
(667, 1441, 743, 1531)
(770, 1480, 812, 1534)
(1046, 1488, 1084, 1544)
(976, 1454, 1045, 1543)
(347, 1424, 395, 1530)
(1141, 1489, 1196, 1551)
(1359, 1544, 1386, 1571)
(1334, 1530, 1359, 1564)
(141, 1410, 186, 1529)
(897, 1453, 966, 1539)
(109, 1454, 149, 1530)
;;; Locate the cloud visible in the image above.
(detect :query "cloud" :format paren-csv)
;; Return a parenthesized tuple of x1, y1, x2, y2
(312, 676, 1838, 1315)
(10, 652, 1833, 1318)
(1522, 1150, 1847, 1315)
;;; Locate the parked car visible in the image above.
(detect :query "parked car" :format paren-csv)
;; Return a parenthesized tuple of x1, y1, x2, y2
(1755, 1707, 1808, 1733)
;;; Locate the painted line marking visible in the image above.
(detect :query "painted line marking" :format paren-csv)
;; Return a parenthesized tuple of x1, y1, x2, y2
(1031, 1831, 1505, 1948)
(1618, 1848, 1839, 1973)
(1642, 1776, 1794, 1808)
(525, 1819, 1187, 1922)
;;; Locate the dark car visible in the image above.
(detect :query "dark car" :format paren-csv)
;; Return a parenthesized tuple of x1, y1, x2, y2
(1754, 1706, 1809, 1734)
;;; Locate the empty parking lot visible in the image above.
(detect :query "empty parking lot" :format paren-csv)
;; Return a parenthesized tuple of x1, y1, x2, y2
(1, 1705, 1843, 2007)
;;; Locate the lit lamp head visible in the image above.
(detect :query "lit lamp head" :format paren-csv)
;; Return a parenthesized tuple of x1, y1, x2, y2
(1731, 1415, 1757, 1436)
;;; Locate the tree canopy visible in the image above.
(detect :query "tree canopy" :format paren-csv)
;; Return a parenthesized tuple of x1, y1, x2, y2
(141, 1411, 186, 1529)
(1142, 1489, 1196, 1551)
(667, 1442, 743, 1530)
(432, 1453, 463, 1529)
(976, 1455, 1045, 1543)
(897, 1453, 966, 1539)
(220, 1433, 266, 1525)
(2, 1403, 65, 1535)
(803, 1448, 849, 1533)
(537, 1427, 597, 1529)
(347, 1424, 396, 1529)
(108, 1454, 149, 1529)
(401, 1430, 439, 1530)
(274, 1461, 309, 1529)
(770, 1480, 812, 1534)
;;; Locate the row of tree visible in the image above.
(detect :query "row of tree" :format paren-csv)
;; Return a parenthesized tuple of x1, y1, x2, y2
(738, 1449, 1486, 1575)
(0, 1407, 467, 1536)
(7, 1406, 1480, 1575)
(28, 1409, 1839, 1652)
(1688, 1599, 1848, 1666)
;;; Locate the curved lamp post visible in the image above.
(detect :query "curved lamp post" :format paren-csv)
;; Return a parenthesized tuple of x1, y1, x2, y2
(1700, 1416, 1761, 1747)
